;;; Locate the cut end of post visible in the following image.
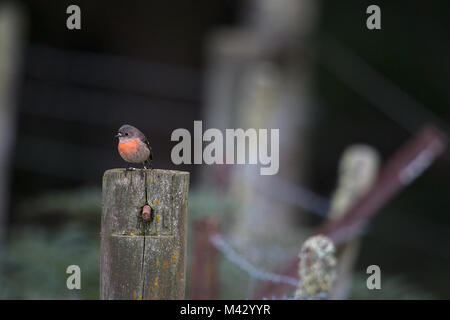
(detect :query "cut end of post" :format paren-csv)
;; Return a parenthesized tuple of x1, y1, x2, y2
(104, 168, 190, 175)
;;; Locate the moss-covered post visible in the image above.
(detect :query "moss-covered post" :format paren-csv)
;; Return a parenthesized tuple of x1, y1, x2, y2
(328, 145, 380, 299)
(101, 169, 189, 300)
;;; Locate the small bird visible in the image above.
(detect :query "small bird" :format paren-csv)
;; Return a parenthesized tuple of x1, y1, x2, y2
(116, 124, 153, 170)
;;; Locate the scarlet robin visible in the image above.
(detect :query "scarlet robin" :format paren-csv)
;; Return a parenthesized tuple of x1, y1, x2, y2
(116, 124, 153, 170)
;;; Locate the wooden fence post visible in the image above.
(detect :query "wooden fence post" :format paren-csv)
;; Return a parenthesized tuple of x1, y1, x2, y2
(328, 144, 380, 299)
(101, 169, 189, 300)
(0, 2, 24, 248)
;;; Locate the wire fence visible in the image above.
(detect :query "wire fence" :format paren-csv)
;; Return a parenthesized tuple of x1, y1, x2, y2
(251, 174, 330, 217)
(209, 233, 331, 300)
(209, 234, 299, 287)
(316, 37, 450, 136)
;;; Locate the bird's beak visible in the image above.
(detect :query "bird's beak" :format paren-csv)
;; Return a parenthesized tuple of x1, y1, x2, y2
(115, 133, 122, 138)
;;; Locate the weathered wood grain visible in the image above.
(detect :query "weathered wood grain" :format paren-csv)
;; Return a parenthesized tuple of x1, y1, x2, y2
(101, 169, 189, 300)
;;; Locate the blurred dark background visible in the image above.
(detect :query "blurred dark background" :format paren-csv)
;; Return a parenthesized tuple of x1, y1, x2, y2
(0, 0, 449, 299)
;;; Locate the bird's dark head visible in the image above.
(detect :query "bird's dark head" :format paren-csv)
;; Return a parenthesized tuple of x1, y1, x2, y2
(116, 124, 138, 142)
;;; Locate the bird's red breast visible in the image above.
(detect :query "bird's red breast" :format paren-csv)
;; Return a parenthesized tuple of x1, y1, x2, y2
(118, 138, 140, 157)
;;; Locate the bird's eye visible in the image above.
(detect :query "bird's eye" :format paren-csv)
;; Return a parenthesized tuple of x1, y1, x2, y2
(125, 133, 129, 136)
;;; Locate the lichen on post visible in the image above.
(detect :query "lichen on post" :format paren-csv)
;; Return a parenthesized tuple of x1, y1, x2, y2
(100, 169, 189, 300)
(295, 235, 337, 300)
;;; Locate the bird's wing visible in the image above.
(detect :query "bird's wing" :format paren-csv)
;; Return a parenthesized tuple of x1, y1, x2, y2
(136, 129, 153, 160)
(141, 136, 153, 160)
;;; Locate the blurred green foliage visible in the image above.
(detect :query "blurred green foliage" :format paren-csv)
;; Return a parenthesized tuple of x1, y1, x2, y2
(1, 187, 101, 299)
(0, 223, 99, 299)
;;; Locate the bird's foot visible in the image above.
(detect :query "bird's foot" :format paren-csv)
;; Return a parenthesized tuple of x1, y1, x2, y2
(125, 167, 137, 172)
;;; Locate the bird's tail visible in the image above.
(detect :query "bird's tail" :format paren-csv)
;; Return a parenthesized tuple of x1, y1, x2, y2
(144, 157, 153, 170)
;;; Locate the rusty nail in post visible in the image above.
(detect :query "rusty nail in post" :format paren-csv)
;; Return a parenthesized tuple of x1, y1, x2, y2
(142, 205, 152, 221)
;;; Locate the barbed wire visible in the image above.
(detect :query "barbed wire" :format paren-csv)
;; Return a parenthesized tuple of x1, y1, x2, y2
(27, 44, 201, 101)
(252, 174, 330, 217)
(209, 234, 299, 287)
(210, 233, 332, 300)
